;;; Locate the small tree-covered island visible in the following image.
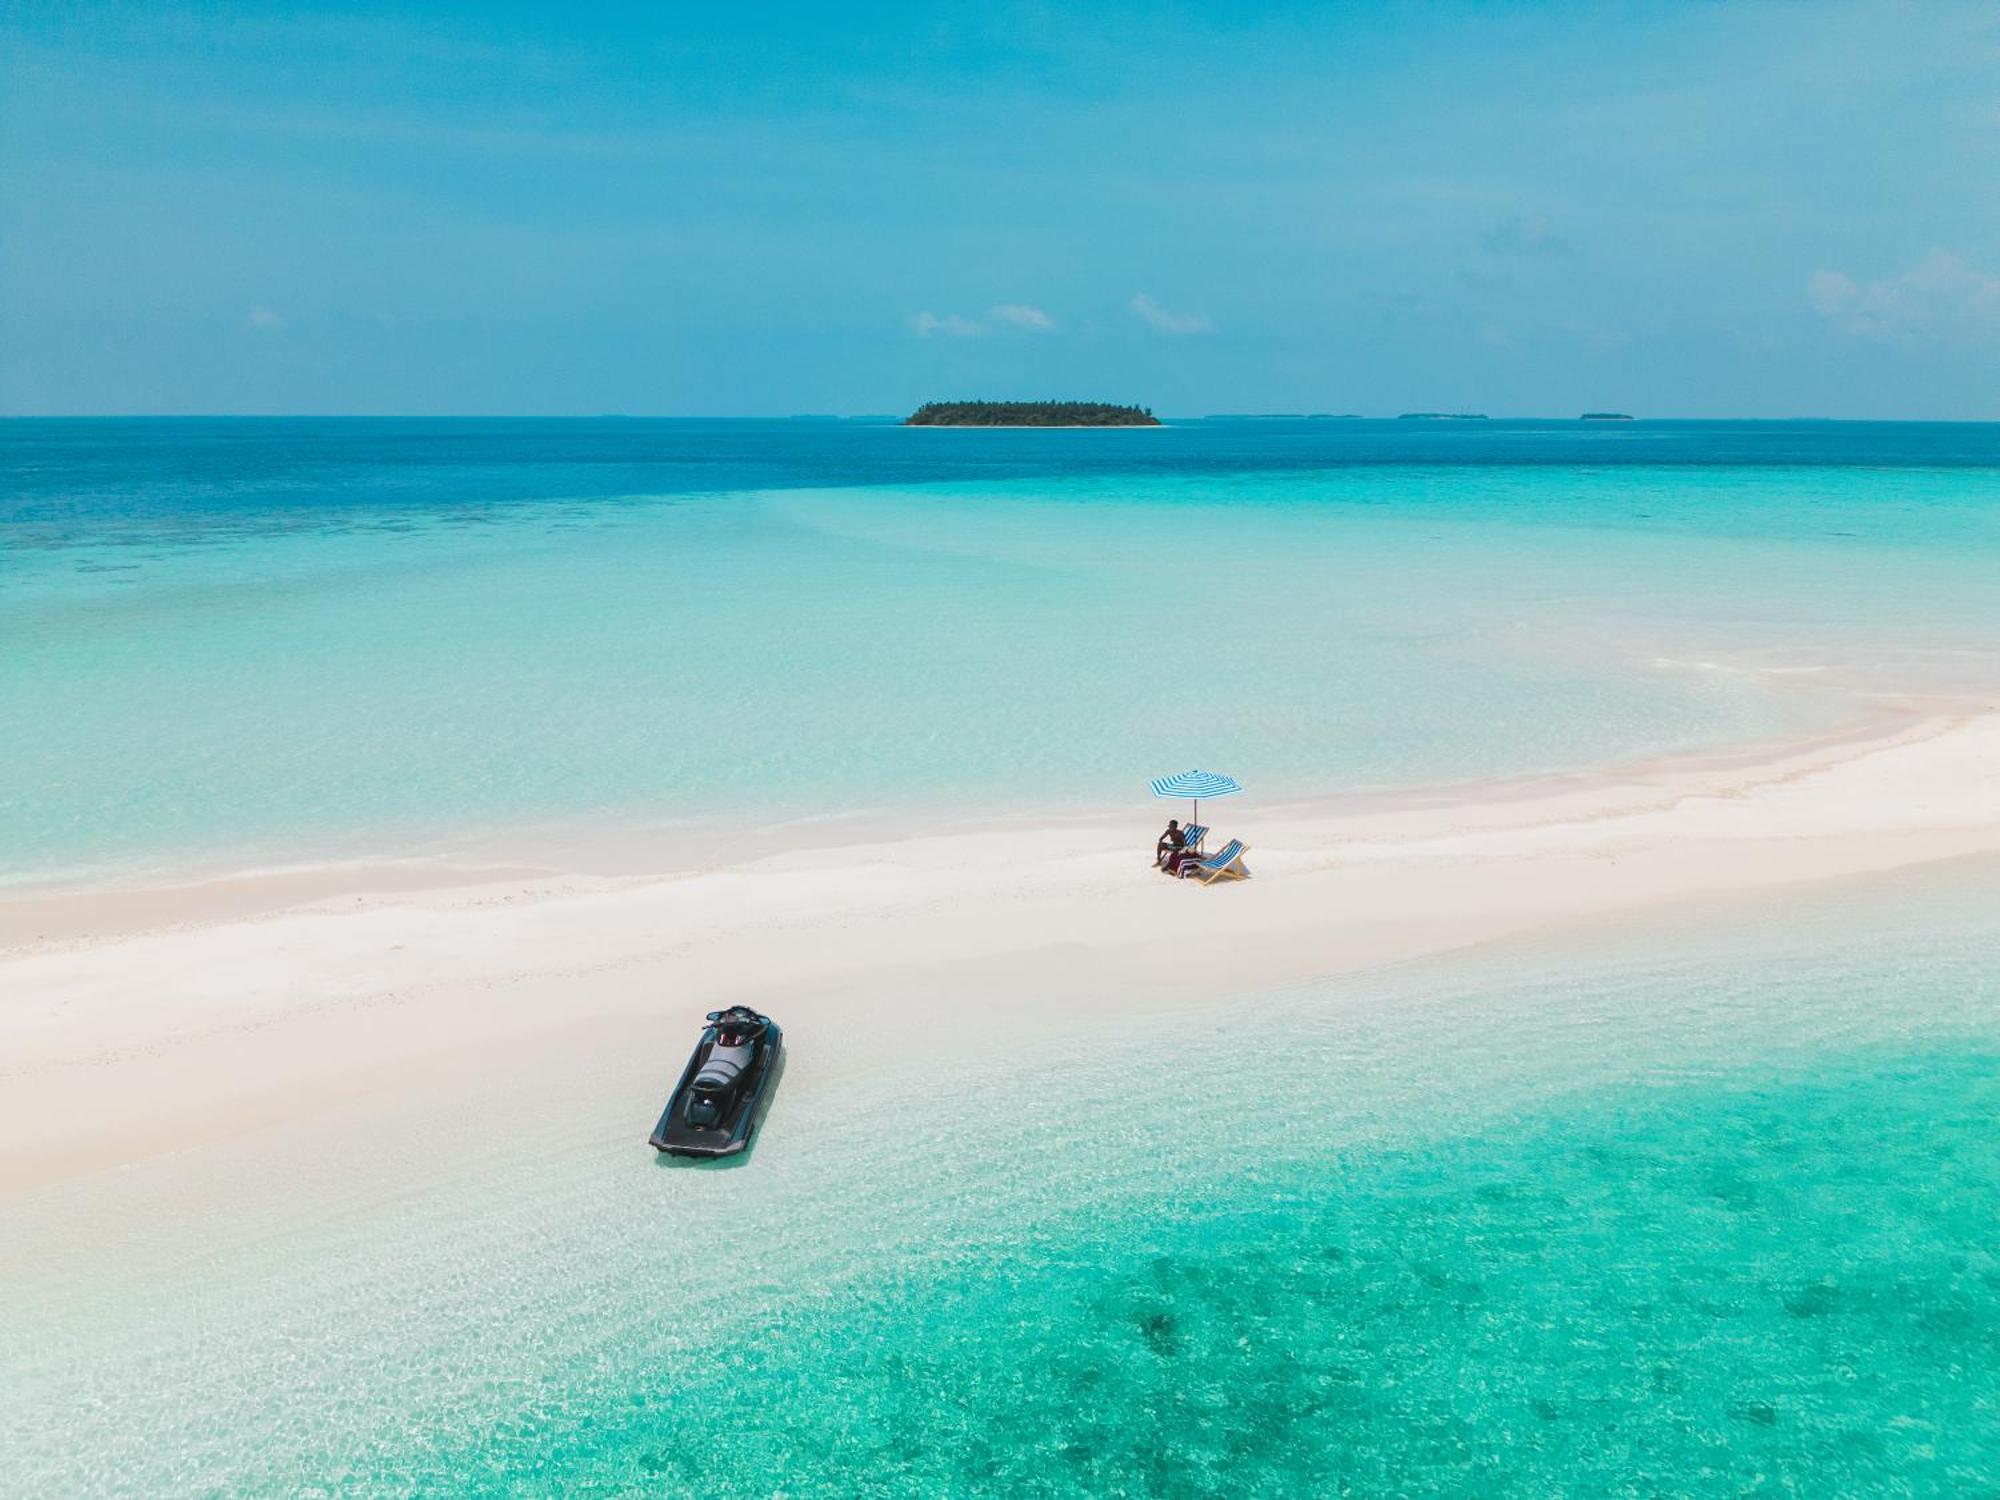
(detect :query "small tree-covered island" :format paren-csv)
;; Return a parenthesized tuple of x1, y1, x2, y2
(905, 400, 1161, 427)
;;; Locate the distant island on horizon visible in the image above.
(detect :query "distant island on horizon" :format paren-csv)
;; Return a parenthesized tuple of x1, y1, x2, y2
(1398, 412, 1488, 421)
(906, 400, 1160, 428)
(1580, 412, 1635, 421)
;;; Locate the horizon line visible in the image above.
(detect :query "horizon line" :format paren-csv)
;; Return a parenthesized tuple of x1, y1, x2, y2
(5, 413, 2000, 425)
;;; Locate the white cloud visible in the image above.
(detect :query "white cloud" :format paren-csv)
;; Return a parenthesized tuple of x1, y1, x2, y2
(910, 303, 1057, 337)
(246, 305, 285, 331)
(1808, 251, 2000, 344)
(909, 311, 987, 338)
(1129, 292, 1212, 335)
(987, 303, 1055, 331)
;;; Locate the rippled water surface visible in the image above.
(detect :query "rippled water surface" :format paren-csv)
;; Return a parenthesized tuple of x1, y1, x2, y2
(7, 862, 1998, 1495)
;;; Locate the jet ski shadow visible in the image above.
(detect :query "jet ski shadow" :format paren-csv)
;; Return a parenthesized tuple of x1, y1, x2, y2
(651, 1044, 788, 1171)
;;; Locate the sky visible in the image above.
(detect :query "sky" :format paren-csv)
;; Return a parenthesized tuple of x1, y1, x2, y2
(2, 1, 1997, 418)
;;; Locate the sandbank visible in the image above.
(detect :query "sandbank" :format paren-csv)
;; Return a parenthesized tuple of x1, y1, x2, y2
(3, 703, 1998, 1195)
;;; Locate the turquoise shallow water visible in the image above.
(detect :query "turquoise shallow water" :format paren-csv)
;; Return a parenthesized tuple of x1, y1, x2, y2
(7, 861, 1998, 1495)
(533, 1052, 1999, 1496)
(6, 421, 1998, 1494)
(5, 419, 1999, 880)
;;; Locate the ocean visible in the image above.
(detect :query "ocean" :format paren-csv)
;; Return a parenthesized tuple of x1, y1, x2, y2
(4, 417, 1999, 1495)
(5, 417, 1999, 881)
(7, 860, 1998, 1493)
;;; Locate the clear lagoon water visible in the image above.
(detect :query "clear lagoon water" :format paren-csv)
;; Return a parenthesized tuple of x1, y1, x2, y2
(5, 417, 2000, 880)
(6, 860, 1998, 1494)
(5, 419, 1999, 1495)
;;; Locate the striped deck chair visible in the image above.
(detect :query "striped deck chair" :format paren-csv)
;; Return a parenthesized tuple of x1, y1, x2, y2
(1181, 838, 1250, 884)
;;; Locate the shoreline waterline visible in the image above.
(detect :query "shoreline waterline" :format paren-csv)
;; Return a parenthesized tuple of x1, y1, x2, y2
(0, 687, 1961, 921)
(5, 703, 1998, 1194)
(7, 852, 2000, 1494)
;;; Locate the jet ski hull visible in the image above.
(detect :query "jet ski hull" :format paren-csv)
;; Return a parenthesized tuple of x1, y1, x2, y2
(649, 1011, 783, 1158)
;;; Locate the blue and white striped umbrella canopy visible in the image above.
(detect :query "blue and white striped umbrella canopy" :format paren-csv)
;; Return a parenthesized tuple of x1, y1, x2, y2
(1149, 768, 1243, 803)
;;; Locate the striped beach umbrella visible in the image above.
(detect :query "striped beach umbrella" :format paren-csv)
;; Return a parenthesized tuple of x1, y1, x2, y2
(1149, 768, 1243, 826)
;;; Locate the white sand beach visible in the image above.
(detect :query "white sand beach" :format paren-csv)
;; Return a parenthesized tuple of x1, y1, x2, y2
(5, 702, 1997, 1197)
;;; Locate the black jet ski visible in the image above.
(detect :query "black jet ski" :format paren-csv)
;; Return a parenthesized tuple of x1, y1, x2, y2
(649, 1005, 783, 1158)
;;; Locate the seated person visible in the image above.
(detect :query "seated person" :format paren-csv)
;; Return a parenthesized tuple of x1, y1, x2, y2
(1155, 819, 1187, 870)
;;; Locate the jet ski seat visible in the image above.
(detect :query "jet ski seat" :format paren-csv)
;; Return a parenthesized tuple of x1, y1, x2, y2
(695, 1041, 755, 1089)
